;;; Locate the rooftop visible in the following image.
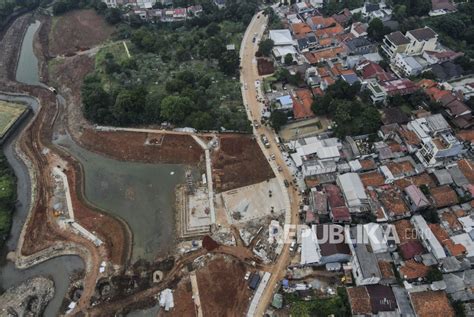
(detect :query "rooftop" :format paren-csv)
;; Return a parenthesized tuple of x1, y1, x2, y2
(409, 291, 455, 317)
(399, 240, 425, 260)
(430, 185, 458, 208)
(386, 31, 410, 45)
(394, 173, 436, 190)
(366, 284, 398, 313)
(292, 88, 315, 119)
(360, 171, 385, 188)
(380, 188, 409, 217)
(378, 260, 396, 280)
(407, 27, 437, 42)
(394, 219, 417, 244)
(347, 286, 371, 315)
(429, 223, 466, 256)
(457, 159, 474, 183)
(269, 29, 293, 46)
(331, 206, 351, 222)
(400, 259, 430, 280)
(324, 184, 346, 208)
(405, 184, 430, 209)
(315, 224, 351, 255)
(337, 173, 368, 207)
(386, 160, 415, 177)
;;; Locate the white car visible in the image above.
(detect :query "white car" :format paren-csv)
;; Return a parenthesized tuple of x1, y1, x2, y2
(244, 271, 251, 280)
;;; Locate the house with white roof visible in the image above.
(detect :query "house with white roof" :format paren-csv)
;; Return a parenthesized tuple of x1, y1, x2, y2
(336, 173, 369, 212)
(269, 29, 294, 46)
(411, 215, 447, 260)
(300, 227, 322, 265)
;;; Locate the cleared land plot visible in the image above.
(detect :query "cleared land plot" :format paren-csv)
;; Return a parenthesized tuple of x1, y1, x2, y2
(0, 101, 26, 137)
(221, 178, 286, 224)
(80, 130, 203, 165)
(279, 117, 329, 141)
(168, 256, 251, 316)
(212, 134, 274, 192)
(49, 9, 115, 56)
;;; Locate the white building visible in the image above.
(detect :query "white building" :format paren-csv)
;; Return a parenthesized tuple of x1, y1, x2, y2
(411, 215, 447, 260)
(382, 27, 438, 59)
(336, 173, 369, 212)
(102, 0, 117, 7)
(269, 29, 294, 46)
(407, 114, 463, 166)
(363, 223, 390, 253)
(300, 227, 322, 265)
(346, 227, 382, 285)
(405, 27, 438, 56)
(392, 53, 424, 77)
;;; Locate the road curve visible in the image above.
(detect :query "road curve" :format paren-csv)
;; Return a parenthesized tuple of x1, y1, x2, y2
(239, 10, 302, 316)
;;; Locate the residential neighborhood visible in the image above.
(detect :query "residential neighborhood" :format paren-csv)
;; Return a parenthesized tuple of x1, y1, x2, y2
(238, 0, 474, 315)
(0, 0, 473, 315)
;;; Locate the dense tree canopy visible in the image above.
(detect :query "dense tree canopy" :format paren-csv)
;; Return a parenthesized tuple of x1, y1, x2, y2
(367, 18, 391, 41)
(311, 80, 381, 137)
(0, 154, 16, 252)
(258, 39, 274, 57)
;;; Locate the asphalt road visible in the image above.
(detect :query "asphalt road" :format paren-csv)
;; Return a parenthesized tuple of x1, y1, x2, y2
(239, 11, 302, 316)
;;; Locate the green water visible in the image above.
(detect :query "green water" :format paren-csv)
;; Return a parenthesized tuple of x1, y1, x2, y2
(56, 135, 188, 262)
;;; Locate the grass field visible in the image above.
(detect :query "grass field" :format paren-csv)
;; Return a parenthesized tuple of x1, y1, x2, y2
(0, 101, 27, 137)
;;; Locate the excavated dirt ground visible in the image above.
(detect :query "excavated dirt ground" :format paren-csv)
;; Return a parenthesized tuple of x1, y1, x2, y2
(213, 134, 275, 193)
(163, 255, 252, 317)
(80, 130, 204, 165)
(0, 8, 277, 314)
(48, 9, 114, 57)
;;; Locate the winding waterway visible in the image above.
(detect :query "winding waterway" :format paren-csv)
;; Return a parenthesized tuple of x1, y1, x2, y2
(0, 20, 86, 317)
(16, 20, 40, 85)
(1, 15, 188, 316)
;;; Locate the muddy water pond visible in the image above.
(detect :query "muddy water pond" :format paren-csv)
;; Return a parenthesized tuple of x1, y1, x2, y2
(16, 20, 41, 85)
(56, 135, 189, 262)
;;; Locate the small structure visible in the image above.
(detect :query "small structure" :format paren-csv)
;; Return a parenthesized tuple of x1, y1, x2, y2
(404, 185, 430, 211)
(159, 289, 174, 311)
(337, 173, 369, 212)
(248, 273, 261, 290)
(411, 215, 447, 260)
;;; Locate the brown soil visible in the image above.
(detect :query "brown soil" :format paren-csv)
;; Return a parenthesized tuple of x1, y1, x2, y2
(159, 276, 194, 317)
(80, 130, 204, 165)
(63, 161, 130, 265)
(48, 9, 115, 57)
(213, 134, 274, 192)
(164, 255, 252, 317)
(195, 256, 251, 316)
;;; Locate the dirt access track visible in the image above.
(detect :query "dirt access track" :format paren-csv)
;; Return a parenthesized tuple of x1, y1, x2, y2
(162, 255, 253, 317)
(48, 9, 114, 57)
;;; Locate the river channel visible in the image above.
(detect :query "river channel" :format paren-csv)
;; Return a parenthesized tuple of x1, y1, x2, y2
(1, 17, 185, 316)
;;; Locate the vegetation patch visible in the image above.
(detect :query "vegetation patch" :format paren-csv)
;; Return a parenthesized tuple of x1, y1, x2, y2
(81, 0, 258, 132)
(0, 154, 16, 251)
(0, 101, 27, 137)
(284, 287, 351, 316)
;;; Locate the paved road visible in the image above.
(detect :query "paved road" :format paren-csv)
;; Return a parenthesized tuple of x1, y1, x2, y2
(239, 11, 302, 316)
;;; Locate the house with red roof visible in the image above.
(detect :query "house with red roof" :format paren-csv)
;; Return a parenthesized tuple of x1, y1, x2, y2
(292, 88, 315, 120)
